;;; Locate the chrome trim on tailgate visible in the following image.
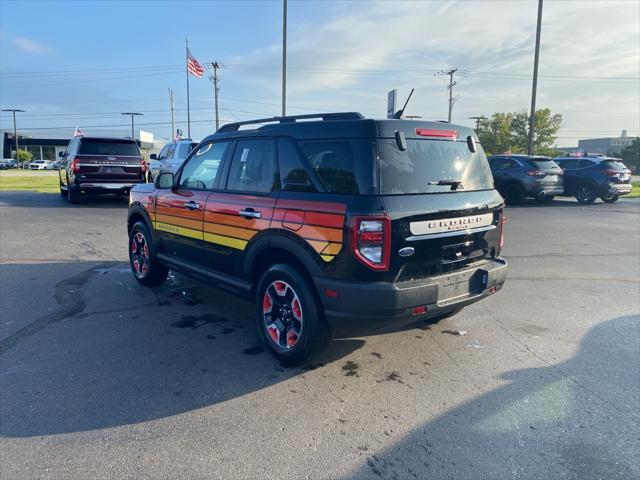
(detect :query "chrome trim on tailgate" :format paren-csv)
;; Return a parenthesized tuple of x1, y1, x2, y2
(406, 224, 496, 241)
(410, 213, 494, 236)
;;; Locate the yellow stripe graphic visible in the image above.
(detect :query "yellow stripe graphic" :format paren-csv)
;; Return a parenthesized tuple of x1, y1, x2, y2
(154, 221, 203, 240)
(203, 232, 247, 250)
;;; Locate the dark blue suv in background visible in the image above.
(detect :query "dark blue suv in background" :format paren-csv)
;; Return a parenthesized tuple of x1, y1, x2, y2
(554, 157, 632, 204)
(487, 155, 564, 205)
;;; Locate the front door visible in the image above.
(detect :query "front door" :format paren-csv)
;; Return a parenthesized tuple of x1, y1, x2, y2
(202, 138, 279, 277)
(155, 141, 230, 265)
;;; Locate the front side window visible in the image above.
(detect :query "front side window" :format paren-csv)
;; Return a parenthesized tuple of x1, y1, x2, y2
(166, 143, 177, 160)
(297, 139, 374, 195)
(179, 141, 229, 190)
(226, 139, 277, 194)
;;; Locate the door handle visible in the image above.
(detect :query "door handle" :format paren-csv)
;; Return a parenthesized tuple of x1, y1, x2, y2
(239, 208, 261, 219)
(184, 200, 200, 210)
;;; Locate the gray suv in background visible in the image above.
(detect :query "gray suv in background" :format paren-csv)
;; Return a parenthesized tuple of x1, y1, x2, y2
(147, 139, 197, 182)
(488, 154, 564, 205)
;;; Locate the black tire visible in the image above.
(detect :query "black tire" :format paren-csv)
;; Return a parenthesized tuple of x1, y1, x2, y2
(147, 171, 153, 184)
(536, 195, 554, 204)
(575, 183, 597, 204)
(601, 194, 619, 204)
(128, 221, 169, 286)
(256, 263, 332, 366)
(67, 185, 81, 204)
(504, 183, 525, 205)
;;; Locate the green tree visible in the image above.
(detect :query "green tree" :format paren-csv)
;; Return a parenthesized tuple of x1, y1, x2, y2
(16, 149, 33, 167)
(477, 113, 514, 155)
(618, 138, 639, 171)
(477, 108, 562, 156)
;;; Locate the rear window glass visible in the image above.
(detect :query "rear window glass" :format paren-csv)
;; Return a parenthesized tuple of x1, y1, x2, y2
(178, 142, 197, 159)
(601, 160, 628, 170)
(297, 139, 375, 195)
(378, 139, 493, 194)
(526, 159, 560, 169)
(79, 139, 139, 156)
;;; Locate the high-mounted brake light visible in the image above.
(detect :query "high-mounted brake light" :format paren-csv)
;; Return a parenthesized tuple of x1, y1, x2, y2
(415, 128, 457, 139)
(71, 158, 80, 173)
(350, 216, 391, 271)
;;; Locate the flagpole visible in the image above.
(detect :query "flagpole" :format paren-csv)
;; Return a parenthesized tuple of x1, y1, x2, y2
(186, 37, 191, 138)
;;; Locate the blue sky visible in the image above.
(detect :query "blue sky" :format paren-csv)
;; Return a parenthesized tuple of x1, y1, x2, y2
(1, 0, 638, 146)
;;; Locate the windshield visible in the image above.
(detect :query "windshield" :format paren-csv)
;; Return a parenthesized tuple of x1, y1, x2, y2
(601, 160, 628, 171)
(378, 139, 494, 194)
(79, 139, 140, 156)
(526, 159, 560, 170)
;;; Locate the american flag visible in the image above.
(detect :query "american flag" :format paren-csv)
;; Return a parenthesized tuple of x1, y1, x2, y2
(187, 48, 204, 78)
(73, 126, 84, 137)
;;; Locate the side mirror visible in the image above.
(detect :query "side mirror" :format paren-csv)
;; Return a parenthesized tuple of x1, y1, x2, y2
(149, 153, 157, 160)
(58, 151, 65, 158)
(155, 172, 174, 189)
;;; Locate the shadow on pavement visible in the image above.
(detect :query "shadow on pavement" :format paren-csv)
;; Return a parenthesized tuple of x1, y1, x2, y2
(0, 191, 129, 208)
(0, 261, 363, 438)
(348, 315, 640, 479)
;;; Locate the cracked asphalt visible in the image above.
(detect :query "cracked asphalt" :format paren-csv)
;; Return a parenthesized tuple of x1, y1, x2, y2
(1, 191, 639, 480)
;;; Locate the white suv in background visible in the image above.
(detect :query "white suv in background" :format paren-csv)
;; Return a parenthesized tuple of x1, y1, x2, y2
(29, 160, 56, 170)
(147, 139, 197, 182)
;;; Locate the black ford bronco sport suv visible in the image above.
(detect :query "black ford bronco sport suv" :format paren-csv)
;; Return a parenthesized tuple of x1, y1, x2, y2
(127, 113, 507, 364)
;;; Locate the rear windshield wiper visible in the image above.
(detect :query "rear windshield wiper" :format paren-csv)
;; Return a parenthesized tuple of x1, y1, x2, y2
(428, 179, 464, 191)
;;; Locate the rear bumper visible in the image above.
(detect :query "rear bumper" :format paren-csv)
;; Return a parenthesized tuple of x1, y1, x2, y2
(73, 181, 144, 193)
(531, 185, 564, 197)
(607, 183, 632, 195)
(314, 258, 507, 335)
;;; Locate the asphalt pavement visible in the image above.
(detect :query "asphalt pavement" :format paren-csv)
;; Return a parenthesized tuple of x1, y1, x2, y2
(1, 191, 638, 480)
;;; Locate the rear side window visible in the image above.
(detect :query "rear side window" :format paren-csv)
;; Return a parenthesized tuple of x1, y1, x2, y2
(177, 142, 196, 159)
(297, 139, 374, 195)
(578, 159, 595, 168)
(278, 139, 316, 193)
(226, 139, 277, 194)
(526, 159, 560, 169)
(79, 139, 140, 156)
(490, 158, 515, 170)
(379, 139, 493, 194)
(557, 159, 579, 169)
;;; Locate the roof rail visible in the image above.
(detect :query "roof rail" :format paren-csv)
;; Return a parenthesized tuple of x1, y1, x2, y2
(217, 112, 364, 133)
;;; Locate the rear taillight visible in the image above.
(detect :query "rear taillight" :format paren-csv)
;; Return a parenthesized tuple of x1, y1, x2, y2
(71, 158, 80, 173)
(526, 170, 546, 177)
(605, 169, 622, 176)
(140, 159, 148, 173)
(350, 216, 391, 271)
(499, 212, 506, 249)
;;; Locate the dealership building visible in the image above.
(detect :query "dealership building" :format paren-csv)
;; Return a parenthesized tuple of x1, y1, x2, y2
(558, 130, 637, 156)
(1, 129, 165, 161)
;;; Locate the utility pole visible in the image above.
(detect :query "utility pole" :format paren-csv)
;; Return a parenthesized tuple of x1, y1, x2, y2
(437, 68, 458, 123)
(121, 112, 143, 140)
(469, 115, 487, 131)
(528, 0, 544, 155)
(209, 62, 221, 130)
(2, 109, 24, 167)
(168, 89, 175, 139)
(282, 0, 287, 117)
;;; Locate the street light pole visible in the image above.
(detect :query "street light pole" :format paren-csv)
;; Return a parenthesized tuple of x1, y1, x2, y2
(281, 0, 287, 117)
(121, 112, 143, 140)
(528, 0, 544, 155)
(2, 108, 25, 167)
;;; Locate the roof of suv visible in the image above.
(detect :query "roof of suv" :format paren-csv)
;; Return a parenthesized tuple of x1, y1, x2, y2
(77, 136, 137, 142)
(488, 154, 551, 160)
(203, 112, 476, 143)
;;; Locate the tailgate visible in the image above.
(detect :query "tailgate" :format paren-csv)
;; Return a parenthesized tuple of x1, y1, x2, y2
(383, 190, 504, 283)
(75, 154, 144, 182)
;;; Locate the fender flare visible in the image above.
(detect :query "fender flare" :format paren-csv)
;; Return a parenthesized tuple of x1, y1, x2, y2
(243, 229, 325, 280)
(127, 204, 156, 241)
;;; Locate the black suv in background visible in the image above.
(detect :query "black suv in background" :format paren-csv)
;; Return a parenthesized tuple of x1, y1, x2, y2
(127, 113, 507, 364)
(487, 154, 564, 205)
(554, 156, 632, 204)
(59, 136, 147, 203)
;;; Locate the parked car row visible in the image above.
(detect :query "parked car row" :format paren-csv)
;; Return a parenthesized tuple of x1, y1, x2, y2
(488, 154, 632, 205)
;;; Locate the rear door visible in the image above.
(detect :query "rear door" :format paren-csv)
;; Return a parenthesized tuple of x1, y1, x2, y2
(202, 138, 279, 277)
(377, 133, 503, 289)
(155, 141, 229, 264)
(489, 157, 517, 192)
(74, 138, 144, 184)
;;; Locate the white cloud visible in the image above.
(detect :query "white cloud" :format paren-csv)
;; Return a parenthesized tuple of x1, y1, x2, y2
(13, 36, 52, 54)
(229, 0, 639, 145)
